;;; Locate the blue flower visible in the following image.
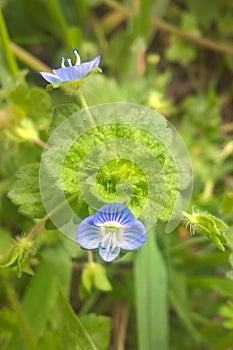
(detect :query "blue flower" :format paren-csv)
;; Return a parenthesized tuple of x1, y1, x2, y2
(77, 202, 146, 262)
(39, 48, 101, 83)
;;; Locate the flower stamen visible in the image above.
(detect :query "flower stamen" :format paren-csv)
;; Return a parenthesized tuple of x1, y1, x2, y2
(73, 48, 81, 66)
(100, 230, 119, 253)
(61, 57, 66, 68)
(67, 58, 72, 66)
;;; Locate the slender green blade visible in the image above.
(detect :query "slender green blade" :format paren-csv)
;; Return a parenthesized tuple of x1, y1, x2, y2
(134, 227, 169, 350)
(57, 289, 98, 350)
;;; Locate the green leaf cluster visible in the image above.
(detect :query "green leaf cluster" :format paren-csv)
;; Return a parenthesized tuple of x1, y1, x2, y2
(184, 211, 229, 251)
(0, 235, 37, 277)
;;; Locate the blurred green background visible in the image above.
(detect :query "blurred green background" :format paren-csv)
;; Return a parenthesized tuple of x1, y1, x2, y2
(0, 0, 233, 349)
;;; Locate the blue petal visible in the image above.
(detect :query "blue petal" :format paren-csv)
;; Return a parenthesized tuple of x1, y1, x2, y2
(88, 55, 101, 69)
(53, 56, 101, 82)
(120, 220, 146, 250)
(99, 246, 120, 262)
(52, 66, 81, 81)
(39, 72, 61, 83)
(93, 202, 135, 226)
(77, 216, 103, 249)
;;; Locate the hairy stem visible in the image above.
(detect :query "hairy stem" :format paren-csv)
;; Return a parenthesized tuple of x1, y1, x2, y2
(28, 193, 78, 239)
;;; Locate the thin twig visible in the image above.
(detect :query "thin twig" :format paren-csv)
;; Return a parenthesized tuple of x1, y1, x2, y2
(112, 301, 130, 350)
(34, 137, 47, 149)
(28, 213, 50, 239)
(87, 251, 94, 263)
(102, 0, 134, 16)
(10, 41, 51, 72)
(151, 17, 233, 56)
(28, 193, 78, 239)
(102, 0, 233, 56)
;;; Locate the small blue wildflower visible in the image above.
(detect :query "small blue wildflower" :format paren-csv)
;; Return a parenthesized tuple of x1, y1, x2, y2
(77, 202, 146, 262)
(39, 48, 101, 83)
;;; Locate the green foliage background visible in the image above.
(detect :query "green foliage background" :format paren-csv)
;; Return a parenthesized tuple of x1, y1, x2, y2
(0, 0, 233, 349)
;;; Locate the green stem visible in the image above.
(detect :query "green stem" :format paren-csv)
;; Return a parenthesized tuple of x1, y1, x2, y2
(3, 278, 37, 350)
(0, 8, 18, 76)
(87, 251, 94, 263)
(34, 137, 47, 149)
(77, 89, 97, 129)
(10, 42, 50, 72)
(76, 90, 96, 265)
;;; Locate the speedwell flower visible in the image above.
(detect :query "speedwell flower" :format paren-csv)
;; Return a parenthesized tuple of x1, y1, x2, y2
(77, 202, 146, 262)
(39, 48, 101, 83)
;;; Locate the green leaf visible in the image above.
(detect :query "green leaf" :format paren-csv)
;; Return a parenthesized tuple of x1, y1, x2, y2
(7, 163, 46, 219)
(37, 330, 62, 350)
(83, 75, 124, 105)
(56, 289, 98, 350)
(181, 90, 221, 143)
(219, 301, 233, 330)
(21, 260, 57, 339)
(9, 83, 52, 130)
(211, 332, 233, 350)
(43, 103, 184, 225)
(134, 227, 169, 350)
(80, 262, 112, 297)
(93, 263, 112, 292)
(165, 35, 197, 65)
(40, 242, 72, 297)
(48, 103, 80, 135)
(80, 314, 111, 350)
(168, 267, 201, 344)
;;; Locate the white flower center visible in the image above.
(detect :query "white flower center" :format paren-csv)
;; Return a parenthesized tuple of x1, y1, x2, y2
(99, 224, 124, 253)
